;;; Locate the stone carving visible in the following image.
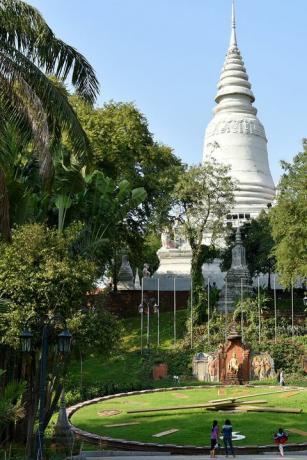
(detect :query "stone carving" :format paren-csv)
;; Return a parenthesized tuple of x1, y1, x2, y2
(161, 230, 177, 249)
(218, 226, 253, 311)
(206, 118, 266, 139)
(117, 254, 134, 290)
(217, 324, 251, 384)
(208, 354, 219, 382)
(192, 352, 218, 382)
(142, 263, 151, 278)
(228, 352, 239, 374)
(251, 353, 275, 380)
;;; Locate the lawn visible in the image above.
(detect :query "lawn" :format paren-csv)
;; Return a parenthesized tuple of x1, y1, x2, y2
(67, 309, 188, 390)
(71, 386, 307, 447)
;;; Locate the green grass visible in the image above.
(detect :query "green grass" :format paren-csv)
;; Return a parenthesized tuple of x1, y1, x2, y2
(68, 309, 188, 389)
(71, 386, 307, 447)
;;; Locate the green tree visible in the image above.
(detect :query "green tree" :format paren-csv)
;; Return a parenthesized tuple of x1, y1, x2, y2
(270, 143, 307, 287)
(0, 223, 99, 452)
(0, 0, 99, 240)
(68, 99, 183, 279)
(221, 210, 276, 288)
(173, 161, 235, 323)
(69, 99, 183, 227)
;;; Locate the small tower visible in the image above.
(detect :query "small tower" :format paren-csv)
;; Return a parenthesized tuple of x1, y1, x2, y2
(117, 254, 134, 290)
(218, 226, 253, 311)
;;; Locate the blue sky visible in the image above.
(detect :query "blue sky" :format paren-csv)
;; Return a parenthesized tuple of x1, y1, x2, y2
(29, 0, 307, 183)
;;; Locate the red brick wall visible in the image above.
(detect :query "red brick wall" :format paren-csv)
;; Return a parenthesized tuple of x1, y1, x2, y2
(88, 290, 190, 317)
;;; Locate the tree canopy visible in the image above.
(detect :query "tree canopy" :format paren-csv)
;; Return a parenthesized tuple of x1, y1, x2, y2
(221, 210, 276, 288)
(270, 143, 307, 287)
(0, 0, 99, 240)
(172, 160, 235, 323)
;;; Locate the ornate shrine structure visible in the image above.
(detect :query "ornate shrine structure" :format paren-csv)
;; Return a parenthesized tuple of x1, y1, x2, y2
(218, 226, 253, 311)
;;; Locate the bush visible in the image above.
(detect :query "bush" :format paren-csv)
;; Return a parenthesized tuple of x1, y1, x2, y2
(266, 340, 305, 374)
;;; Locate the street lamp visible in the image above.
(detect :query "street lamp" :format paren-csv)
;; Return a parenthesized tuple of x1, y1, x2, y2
(138, 297, 158, 352)
(153, 302, 160, 347)
(138, 303, 144, 354)
(58, 329, 72, 354)
(20, 328, 33, 353)
(20, 315, 72, 460)
(303, 292, 307, 308)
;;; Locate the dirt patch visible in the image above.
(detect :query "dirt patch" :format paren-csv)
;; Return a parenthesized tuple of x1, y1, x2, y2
(286, 428, 307, 437)
(98, 409, 122, 417)
(173, 393, 189, 399)
(281, 391, 301, 398)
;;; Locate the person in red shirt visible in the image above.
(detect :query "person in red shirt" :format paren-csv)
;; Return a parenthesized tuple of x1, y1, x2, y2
(274, 428, 288, 457)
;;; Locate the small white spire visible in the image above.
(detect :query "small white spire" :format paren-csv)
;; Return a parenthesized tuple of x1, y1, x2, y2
(229, 0, 237, 48)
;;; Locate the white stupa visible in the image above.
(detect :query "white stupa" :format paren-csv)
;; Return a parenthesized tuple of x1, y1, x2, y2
(203, 1, 275, 222)
(153, 1, 275, 287)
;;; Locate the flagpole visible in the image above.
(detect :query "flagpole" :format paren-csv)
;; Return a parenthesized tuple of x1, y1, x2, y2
(207, 278, 210, 345)
(190, 278, 193, 349)
(274, 275, 277, 344)
(173, 277, 176, 346)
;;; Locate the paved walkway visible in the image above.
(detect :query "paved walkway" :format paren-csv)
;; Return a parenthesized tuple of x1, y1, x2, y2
(98, 455, 306, 460)
(80, 452, 307, 460)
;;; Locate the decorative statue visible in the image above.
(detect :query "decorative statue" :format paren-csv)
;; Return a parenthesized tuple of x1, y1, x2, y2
(161, 230, 177, 249)
(252, 353, 275, 380)
(208, 355, 218, 382)
(142, 263, 151, 278)
(228, 352, 239, 374)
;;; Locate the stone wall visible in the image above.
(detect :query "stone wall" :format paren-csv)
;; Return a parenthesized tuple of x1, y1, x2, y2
(88, 290, 190, 318)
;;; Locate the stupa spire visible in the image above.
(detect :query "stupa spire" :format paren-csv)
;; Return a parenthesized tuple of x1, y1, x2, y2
(229, 0, 237, 48)
(214, 0, 255, 112)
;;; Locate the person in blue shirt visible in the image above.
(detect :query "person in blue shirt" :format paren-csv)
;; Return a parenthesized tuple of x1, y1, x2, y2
(222, 419, 235, 458)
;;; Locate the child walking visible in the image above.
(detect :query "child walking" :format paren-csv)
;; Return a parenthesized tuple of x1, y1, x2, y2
(274, 428, 288, 457)
(210, 420, 219, 458)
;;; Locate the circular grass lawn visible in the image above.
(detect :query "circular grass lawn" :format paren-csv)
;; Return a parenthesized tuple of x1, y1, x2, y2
(71, 386, 307, 447)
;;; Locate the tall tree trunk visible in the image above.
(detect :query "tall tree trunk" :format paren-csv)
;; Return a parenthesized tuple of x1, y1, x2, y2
(0, 168, 11, 242)
(190, 247, 206, 325)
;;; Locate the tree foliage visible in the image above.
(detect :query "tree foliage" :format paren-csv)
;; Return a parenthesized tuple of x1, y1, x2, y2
(70, 99, 183, 227)
(221, 210, 276, 287)
(173, 160, 235, 323)
(0, 370, 25, 445)
(270, 144, 307, 287)
(0, 223, 96, 450)
(0, 0, 99, 240)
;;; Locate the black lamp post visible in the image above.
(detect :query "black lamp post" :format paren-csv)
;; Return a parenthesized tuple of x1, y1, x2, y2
(20, 315, 72, 460)
(20, 328, 33, 353)
(303, 292, 307, 309)
(58, 329, 72, 354)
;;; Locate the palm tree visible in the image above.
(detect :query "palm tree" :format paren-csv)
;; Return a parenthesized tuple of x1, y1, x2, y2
(0, 0, 99, 240)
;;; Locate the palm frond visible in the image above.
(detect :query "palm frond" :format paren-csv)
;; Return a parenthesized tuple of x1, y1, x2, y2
(0, 44, 92, 165)
(0, 0, 99, 103)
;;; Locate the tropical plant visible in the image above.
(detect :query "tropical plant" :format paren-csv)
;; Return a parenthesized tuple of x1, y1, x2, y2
(0, 370, 25, 445)
(0, 0, 99, 240)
